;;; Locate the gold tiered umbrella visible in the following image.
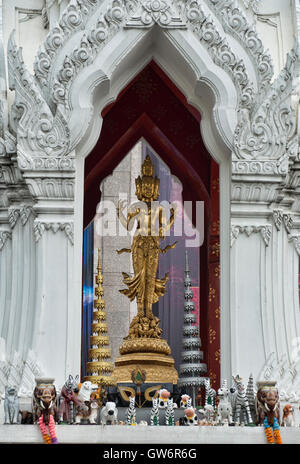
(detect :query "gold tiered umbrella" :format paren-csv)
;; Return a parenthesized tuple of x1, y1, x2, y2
(84, 248, 116, 387)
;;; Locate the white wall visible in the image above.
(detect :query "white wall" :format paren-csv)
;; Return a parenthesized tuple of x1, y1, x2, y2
(255, 0, 295, 76)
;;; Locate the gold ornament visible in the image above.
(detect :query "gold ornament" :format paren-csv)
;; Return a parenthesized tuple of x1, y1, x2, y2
(114, 352, 178, 384)
(215, 349, 221, 364)
(214, 264, 220, 278)
(209, 327, 216, 344)
(209, 286, 216, 302)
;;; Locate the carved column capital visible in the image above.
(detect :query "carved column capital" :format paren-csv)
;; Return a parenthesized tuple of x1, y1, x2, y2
(273, 209, 283, 231)
(8, 207, 20, 229)
(231, 224, 272, 247)
(0, 230, 12, 250)
(8, 204, 35, 229)
(33, 220, 74, 245)
(288, 234, 300, 256)
(283, 213, 294, 234)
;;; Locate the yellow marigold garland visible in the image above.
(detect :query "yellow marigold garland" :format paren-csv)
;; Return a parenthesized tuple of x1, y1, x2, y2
(273, 429, 282, 444)
(264, 426, 274, 444)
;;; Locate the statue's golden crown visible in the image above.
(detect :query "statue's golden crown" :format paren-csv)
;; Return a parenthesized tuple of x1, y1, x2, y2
(142, 155, 154, 176)
(135, 155, 160, 200)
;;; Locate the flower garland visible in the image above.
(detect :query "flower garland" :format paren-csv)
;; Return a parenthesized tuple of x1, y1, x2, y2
(264, 416, 282, 444)
(38, 414, 58, 444)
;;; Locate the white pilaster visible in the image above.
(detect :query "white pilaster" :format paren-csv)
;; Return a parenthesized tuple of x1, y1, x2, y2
(0, 228, 12, 340)
(230, 225, 270, 379)
(32, 218, 75, 388)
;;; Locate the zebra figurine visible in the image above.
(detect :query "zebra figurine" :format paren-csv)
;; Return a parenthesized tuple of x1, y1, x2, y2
(229, 378, 237, 412)
(165, 399, 175, 426)
(126, 396, 136, 425)
(187, 397, 192, 408)
(150, 397, 159, 426)
(246, 373, 257, 424)
(204, 378, 216, 408)
(232, 375, 253, 425)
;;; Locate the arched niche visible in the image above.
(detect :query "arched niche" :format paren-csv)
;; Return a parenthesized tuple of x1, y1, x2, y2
(71, 25, 233, 384)
(81, 62, 222, 387)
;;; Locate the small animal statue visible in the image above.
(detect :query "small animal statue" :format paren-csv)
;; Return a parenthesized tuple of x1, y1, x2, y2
(256, 383, 280, 426)
(100, 401, 118, 425)
(281, 405, 295, 427)
(58, 374, 80, 424)
(182, 398, 198, 426)
(183, 408, 198, 426)
(165, 398, 175, 426)
(256, 382, 281, 443)
(197, 408, 206, 424)
(204, 404, 215, 424)
(19, 410, 33, 424)
(74, 381, 98, 424)
(150, 397, 159, 426)
(177, 417, 186, 426)
(33, 381, 57, 424)
(138, 420, 148, 426)
(180, 394, 191, 408)
(126, 396, 136, 425)
(77, 381, 98, 403)
(4, 386, 19, 424)
(158, 388, 170, 408)
(232, 375, 253, 425)
(229, 379, 237, 412)
(88, 391, 101, 425)
(217, 380, 233, 425)
(204, 378, 216, 408)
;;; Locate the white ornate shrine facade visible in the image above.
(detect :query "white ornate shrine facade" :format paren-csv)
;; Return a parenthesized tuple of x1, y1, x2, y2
(0, 0, 300, 409)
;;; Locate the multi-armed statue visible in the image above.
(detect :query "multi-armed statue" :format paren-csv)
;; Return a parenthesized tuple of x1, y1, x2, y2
(113, 155, 178, 384)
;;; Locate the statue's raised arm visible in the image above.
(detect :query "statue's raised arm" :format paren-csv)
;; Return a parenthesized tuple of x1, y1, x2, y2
(159, 204, 177, 239)
(117, 200, 140, 231)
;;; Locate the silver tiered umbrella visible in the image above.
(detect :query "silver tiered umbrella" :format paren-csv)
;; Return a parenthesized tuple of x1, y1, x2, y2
(177, 251, 208, 406)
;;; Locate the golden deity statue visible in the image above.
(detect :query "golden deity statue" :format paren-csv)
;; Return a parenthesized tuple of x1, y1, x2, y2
(113, 155, 179, 384)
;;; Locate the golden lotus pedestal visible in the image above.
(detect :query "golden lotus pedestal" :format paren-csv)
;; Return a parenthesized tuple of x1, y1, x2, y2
(113, 338, 178, 384)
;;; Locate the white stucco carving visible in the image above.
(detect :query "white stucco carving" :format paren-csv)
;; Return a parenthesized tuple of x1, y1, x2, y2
(231, 224, 272, 247)
(28, 0, 272, 162)
(0, 230, 11, 250)
(0, 0, 299, 391)
(234, 39, 300, 163)
(8, 31, 72, 171)
(33, 220, 74, 244)
(6, 0, 297, 180)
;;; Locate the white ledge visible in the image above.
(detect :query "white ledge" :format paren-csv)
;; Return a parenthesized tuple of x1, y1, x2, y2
(0, 425, 300, 444)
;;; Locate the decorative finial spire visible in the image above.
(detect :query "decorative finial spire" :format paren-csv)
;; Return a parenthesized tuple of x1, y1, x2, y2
(184, 250, 193, 299)
(178, 250, 208, 406)
(84, 248, 116, 390)
(142, 155, 154, 176)
(185, 250, 189, 274)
